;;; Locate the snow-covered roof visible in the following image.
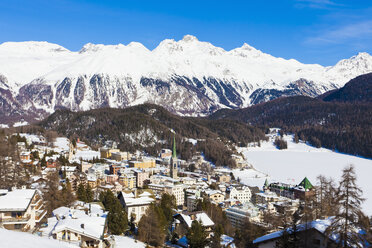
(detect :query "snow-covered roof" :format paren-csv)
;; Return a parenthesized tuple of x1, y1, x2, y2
(176, 212, 214, 228)
(139, 191, 152, 197)
(253, 218, 334, 244)
(0, 189, 35, 211)
(49, 204, 107, 240)
(61, 166, 77, 172)
(53, 214, 106, 240)
(124, 196, 155, 207)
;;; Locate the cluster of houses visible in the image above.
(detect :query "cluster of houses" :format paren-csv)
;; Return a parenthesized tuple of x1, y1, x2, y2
(0, 132, 324, 248)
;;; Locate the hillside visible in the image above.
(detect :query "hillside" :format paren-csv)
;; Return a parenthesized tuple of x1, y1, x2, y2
(321, 72, 372, 103)
(1, 36, 372, 124)
(210, 96, 372, 158)
(39, 104, 267, 167)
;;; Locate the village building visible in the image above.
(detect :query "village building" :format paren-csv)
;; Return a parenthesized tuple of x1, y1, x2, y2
(118, 191, 155, 223)
(225, 202, 261, 228)
(133, 169, 149, 188)
(253, 218, 337, 248)
(128, 157, 156, 169)
(42, 202, 108, 248)
(228, 186, 252, 203)
(203, 189, 225, 204)
(0, 188, 46, 232)
(173, 212, 215, 237)
(99, 147, 120, 159)
(61, 166, 77, 179)
(119, 173, 136, 189)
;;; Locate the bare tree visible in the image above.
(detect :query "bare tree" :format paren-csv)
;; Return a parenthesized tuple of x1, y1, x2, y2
(326, 165, 367, 248)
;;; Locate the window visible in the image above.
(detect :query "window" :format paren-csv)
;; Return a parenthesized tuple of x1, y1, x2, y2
(312, 239, 321, 246)
(14, 224, 22, 229)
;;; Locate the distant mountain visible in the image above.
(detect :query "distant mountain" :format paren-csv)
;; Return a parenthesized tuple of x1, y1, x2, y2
(39, 104, 266, 167)
(1, 35, 372, 124)
(321, 73, 372, 103)
(210, 96, 372, 158)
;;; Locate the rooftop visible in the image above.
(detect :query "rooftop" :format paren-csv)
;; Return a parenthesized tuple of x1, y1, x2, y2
(0, 189, 35, 212)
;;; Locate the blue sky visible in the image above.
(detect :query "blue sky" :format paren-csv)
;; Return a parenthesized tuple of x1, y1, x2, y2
(0, 0, 372, 65)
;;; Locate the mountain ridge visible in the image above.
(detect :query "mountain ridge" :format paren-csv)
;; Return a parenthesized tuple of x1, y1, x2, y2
(1, 35, 372, 124)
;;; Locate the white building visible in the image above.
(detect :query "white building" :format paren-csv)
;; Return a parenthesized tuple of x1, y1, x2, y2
(0, 188, 46, 232)
(61, 166, 77, 179)
(118, 191, 155, 223)
(229, 186, 252, 204)
(42, 202, 107, 248)
(148, 183, 185, 206)
(225, 202, 261, 228)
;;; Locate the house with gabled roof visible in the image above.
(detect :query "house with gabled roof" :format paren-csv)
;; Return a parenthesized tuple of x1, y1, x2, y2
(253, 218, 339, 248)
(0, 188, 46, 232)
(41, 201, 108, 248)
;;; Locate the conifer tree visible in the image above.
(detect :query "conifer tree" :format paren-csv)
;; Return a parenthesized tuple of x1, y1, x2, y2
(186, 220, 209, 248)
(77, 183, 87, 202)
(210, 224, 223, 248)
(326, 165, 367, 247)
(86, 184, 94, 202)
(138, 203, 166, 246)
(99, 190, 128, 235)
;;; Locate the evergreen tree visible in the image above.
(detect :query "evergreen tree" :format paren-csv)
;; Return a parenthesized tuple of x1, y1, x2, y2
(210, 224, 223, 248)
(186, 220, 209, 248)
(60, 178, 75, 206)
(43, 171, 61, 214)
(138, 204, 166, 247)
(77, 183, 87, 202)
(326, 165, 367, 248)
(86, 184, 94, 202)
(160, 193, 176, 223)
(100, 190, 128, 235)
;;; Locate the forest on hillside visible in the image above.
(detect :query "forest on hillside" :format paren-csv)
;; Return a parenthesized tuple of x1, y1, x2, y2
(38, 104, 267, 167)
(210, 96, 372, 158)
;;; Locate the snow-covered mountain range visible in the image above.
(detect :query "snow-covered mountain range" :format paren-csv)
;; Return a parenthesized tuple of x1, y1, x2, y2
(1, 35, 372, 123)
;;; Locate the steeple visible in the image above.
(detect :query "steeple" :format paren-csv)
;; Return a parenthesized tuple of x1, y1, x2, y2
(170, 134, 178, 179)
(172, 134, 177, 158)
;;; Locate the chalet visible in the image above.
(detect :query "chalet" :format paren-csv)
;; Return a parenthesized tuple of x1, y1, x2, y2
(42, 202, 108, 248)
(0, 188, 47, 232)
(173, 212, 214, 237)
(253, 218, 338, 248)
(118, 191, 155, 223)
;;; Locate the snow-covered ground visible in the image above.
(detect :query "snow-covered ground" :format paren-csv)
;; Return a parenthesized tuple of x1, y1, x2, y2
(0, 227, 78, 248)
(233, 133, 372, 214)
(54, 137, 70, 149)
(74, 150, 100, 160)
(114, 236, 146, 248)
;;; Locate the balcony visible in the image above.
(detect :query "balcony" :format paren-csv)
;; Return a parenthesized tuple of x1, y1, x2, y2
(0, 214, 31, 224)
(22, 225, 31, 232)
(35, 200, 44, 210)
(31, 194, 41, 205)
(36, 209, 47, 222)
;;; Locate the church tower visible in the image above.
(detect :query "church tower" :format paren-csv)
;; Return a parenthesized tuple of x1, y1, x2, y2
(170, 135, 178, 179)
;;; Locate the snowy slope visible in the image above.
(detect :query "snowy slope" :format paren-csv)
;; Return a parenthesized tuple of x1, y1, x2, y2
(1, 35, 372, 120)
(233, 132, 372, 215)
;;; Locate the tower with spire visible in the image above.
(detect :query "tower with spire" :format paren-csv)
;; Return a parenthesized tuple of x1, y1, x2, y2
(170, 134, 178, 179)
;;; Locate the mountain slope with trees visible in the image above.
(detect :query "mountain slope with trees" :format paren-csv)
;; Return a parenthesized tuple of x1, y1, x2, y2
(320, 72, 372, 103)
(210, 96, 372, 158)
(38, 104, 267, 167)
